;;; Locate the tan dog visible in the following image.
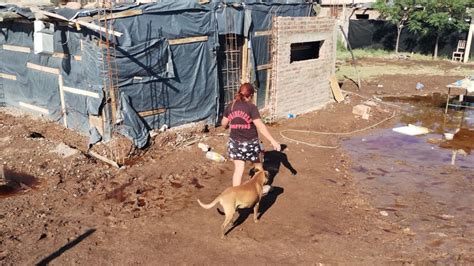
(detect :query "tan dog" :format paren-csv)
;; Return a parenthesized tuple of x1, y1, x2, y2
(197, 167, 268, 238)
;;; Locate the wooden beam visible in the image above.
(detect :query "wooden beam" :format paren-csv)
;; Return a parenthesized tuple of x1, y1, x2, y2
(89, 115, 104, 136)
(88, 151, 120, 168)
(52, 52, 68, 59)
(241, 37, 249, 83)
(257, 63, 272, 71)
(40, 10, 123, 37)
(329, 75, 344, 102)
(463, 20, 473, 63)
(97, 9, 143, 21)
(27, 62, 60, 75)
(0, 73, 16, 80)
(63, 86, 100, 98)
(138, 108, 166, 117)
(254, 30, 272, 37)
(58, 75, 68, 127)
(169, 36, 208, 45)
(19, 102, 49, 114)
(2, 44, 31, 53)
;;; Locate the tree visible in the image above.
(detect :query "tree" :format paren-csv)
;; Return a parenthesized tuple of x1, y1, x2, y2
(408, 0, 470, 59)
(373, 0, 418, 54)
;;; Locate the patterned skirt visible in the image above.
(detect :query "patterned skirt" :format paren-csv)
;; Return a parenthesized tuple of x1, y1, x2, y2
(227, 138, 261, 163)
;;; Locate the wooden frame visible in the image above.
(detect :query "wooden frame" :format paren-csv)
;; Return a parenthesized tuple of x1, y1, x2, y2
(169, 36, 208, 45)
(138, 108, 167, 117)
(27, 62, 60, 75)
(19, 102, 49, 114)
(0, 73, 16, 80)
(2, 44, 30, 53)
(63, 86, 101, 98)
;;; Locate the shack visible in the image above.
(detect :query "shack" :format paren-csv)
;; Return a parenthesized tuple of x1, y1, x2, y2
(0, 1, 336, 149)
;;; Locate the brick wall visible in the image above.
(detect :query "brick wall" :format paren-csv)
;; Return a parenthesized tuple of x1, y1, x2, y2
(269, 17, 336, 118)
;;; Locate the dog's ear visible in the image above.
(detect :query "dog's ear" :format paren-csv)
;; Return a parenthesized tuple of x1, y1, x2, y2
(254, 165, 264, 172)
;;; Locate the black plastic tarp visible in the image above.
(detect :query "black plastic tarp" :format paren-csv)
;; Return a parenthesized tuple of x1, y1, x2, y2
(1, 0, 315, 147)
(348, 19, 469, 58)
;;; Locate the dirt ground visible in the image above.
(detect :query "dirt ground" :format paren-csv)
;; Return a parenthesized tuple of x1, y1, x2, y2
(1, 58, 473, 264)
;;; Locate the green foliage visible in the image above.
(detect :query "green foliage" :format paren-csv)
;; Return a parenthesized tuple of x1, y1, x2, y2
(373, 0, 416, 26)
(336, 37, 347, 52)
(408, 0, 470, 36)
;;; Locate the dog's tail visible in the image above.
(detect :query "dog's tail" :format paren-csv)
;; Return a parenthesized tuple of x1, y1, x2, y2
(197, 197, 220, 209)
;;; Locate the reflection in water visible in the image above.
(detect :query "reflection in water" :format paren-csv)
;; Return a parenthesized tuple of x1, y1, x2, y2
(344, 94, 474, 257)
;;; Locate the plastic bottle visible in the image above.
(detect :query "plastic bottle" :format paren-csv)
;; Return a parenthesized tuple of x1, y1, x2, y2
(198, 142, 210, 152)
(205, 151, 226, 163)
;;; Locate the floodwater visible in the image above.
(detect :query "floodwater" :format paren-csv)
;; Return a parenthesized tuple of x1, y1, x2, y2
(344, 94, 474, 258)
(0, 167, 40, 199)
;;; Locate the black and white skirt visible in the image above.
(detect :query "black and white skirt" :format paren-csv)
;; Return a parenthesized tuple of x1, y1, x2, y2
(227, 138, 261, 163)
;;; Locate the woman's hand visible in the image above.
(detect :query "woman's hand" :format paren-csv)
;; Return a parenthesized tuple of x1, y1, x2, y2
(271, 140, 281, 151)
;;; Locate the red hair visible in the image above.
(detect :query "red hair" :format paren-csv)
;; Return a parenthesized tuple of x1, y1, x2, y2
(234, 83, 254, 102)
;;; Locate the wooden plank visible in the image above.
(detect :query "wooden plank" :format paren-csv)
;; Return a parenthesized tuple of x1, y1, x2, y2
(2, 44, 31, 53)
(89, 115, 104, 136)
(257, 63, 272, 71)
(19, 102, 49, 114)
(0, 73, 16, 80)
(63, 86, 100, 98)
(52, 53, 81, 61)
(463, 20, 473, 63)
(254, 30, 272, 37)
(97, 9, 143, 21)
(40, 10, 123, 37)
(241, 37, 249, 83)
(52, 52, 68, 59)
(27, 62, 60, 75)
(264, 69, 271, 107)
(88, 151, 120, 168)
(329, 75, 344, 103)
(58, 75, 68, 127)
(138, 108, 167, 117)
(169, 36, 208, 45)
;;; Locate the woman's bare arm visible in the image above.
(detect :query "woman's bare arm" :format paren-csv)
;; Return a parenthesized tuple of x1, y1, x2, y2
(253, 118, 280, 151)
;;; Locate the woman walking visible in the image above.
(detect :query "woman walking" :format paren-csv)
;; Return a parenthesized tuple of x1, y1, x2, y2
(221, 83, 281, 189)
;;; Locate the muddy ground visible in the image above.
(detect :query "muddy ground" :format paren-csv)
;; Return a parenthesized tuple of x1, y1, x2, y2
(1, 57, 473, 264)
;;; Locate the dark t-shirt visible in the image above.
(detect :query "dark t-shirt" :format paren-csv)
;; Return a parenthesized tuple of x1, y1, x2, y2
(223, 101, 261, 141)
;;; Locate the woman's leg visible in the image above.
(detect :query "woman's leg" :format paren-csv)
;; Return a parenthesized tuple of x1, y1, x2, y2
(232, 160, 246, 186)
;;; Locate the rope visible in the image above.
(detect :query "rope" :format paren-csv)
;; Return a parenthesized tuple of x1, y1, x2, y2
(341, 89, 403, 109)
(279, 112, 397, 149)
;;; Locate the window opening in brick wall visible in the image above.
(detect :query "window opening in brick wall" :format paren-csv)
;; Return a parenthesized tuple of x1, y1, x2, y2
(356, 14, 369, 20)
(290, 41, 322, 63)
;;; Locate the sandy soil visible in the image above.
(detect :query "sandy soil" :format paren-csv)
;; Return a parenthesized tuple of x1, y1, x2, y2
(1, 58, 473, 264)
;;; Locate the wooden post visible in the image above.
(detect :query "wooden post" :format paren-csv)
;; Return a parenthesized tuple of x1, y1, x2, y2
(241, 37, 249, 83)
(463, 20, 473, 63)
(58, 75, 68, 128)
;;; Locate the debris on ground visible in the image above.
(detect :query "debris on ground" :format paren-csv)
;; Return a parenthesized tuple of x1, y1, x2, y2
(50, 143, 79, 158)
(392, 124, 430, 136)
(352, 104, 371, 120)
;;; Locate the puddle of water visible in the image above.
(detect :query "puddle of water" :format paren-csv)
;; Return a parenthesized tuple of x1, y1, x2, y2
(0, 167, 40, 199)
(344, 94, 474, 255)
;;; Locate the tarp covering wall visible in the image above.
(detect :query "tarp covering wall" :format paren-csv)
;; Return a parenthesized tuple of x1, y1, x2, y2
(1, 0, 315, 147)
(348, 19, 469, 58)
